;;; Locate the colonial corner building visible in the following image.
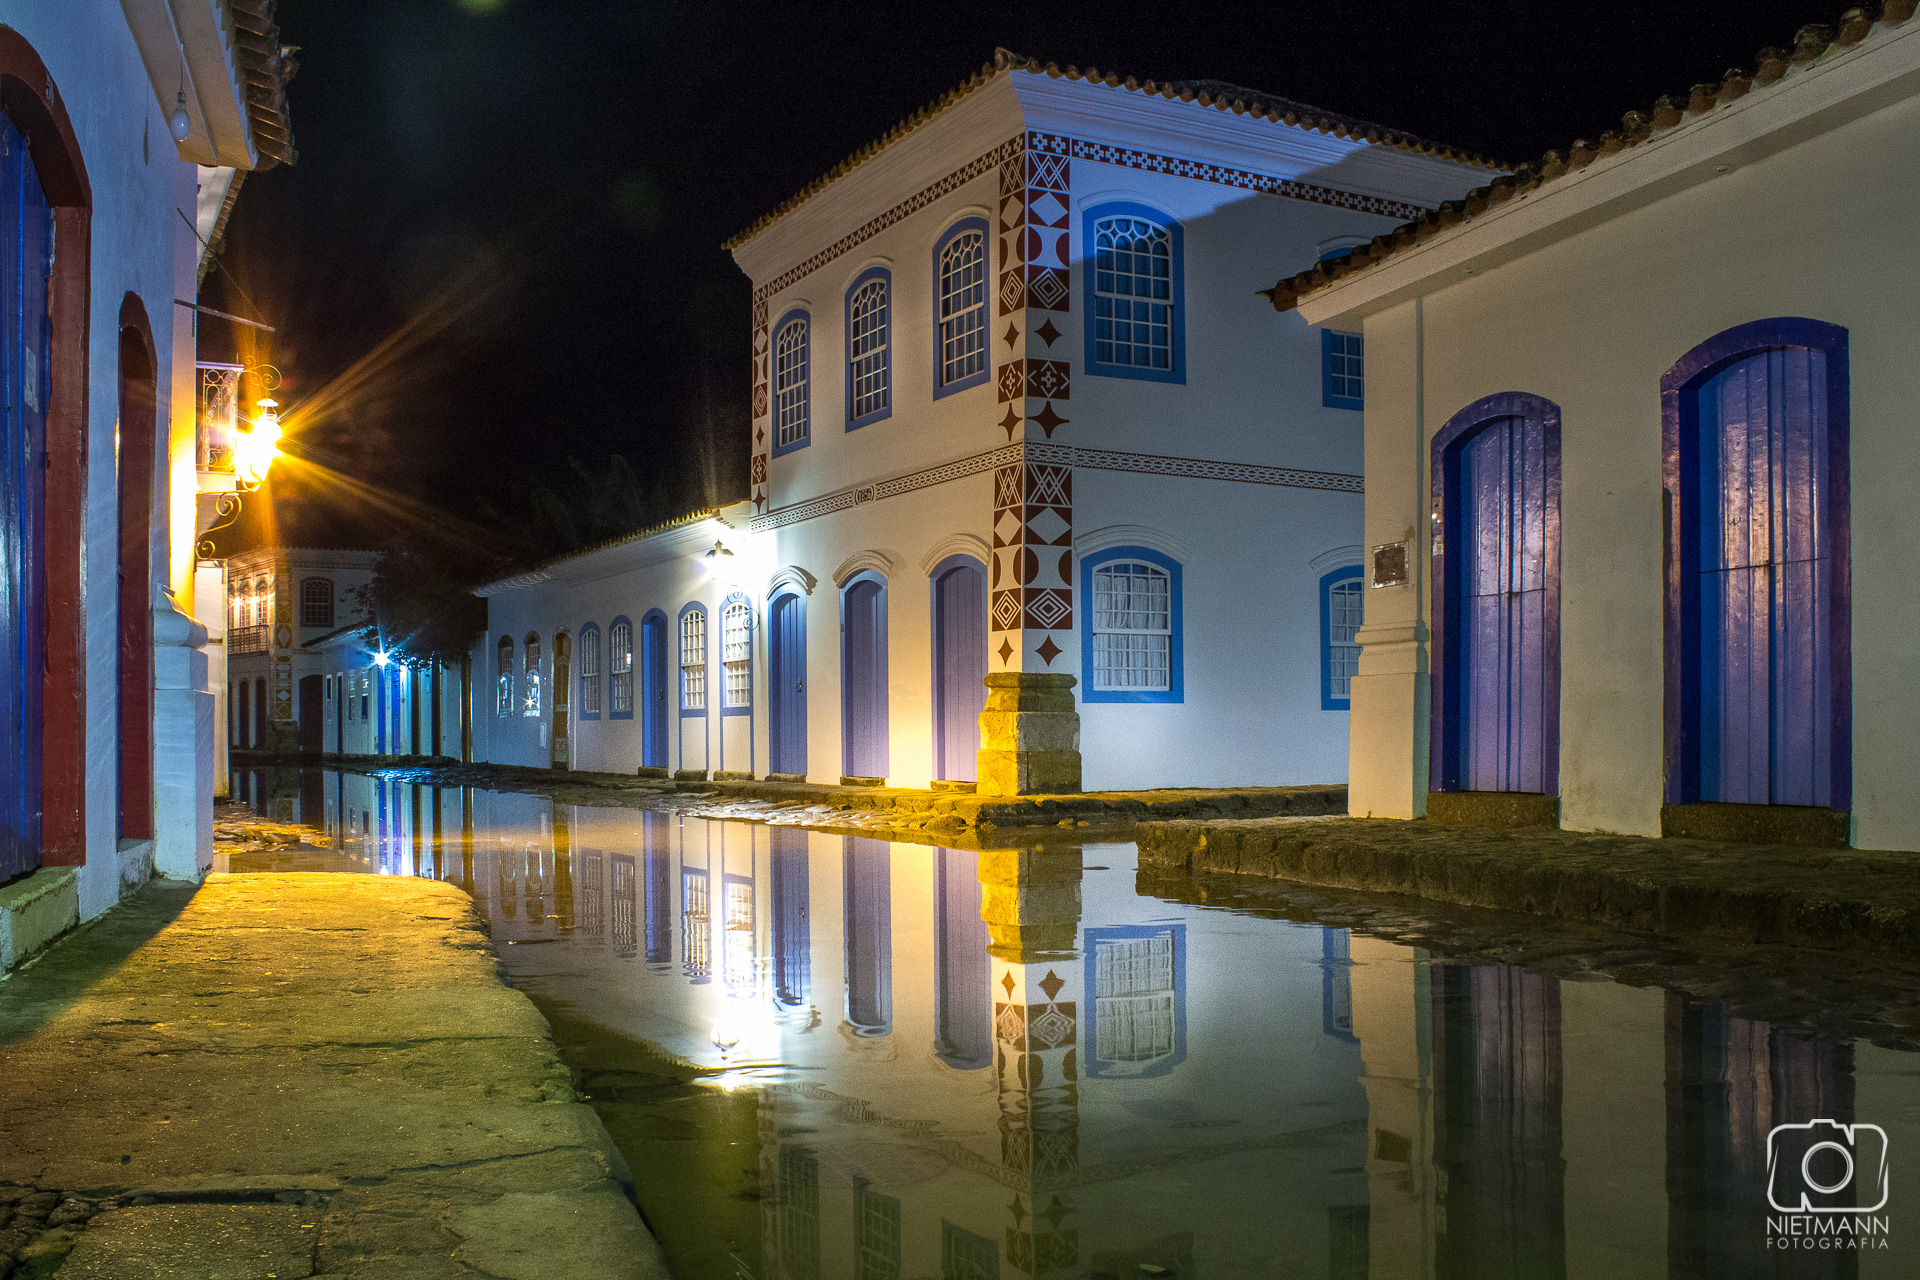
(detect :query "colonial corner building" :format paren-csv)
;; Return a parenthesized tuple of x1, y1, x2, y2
(1269, 8, 1920, 851)
(0, 2, 293, 972)
(472, 51, 1491, 795)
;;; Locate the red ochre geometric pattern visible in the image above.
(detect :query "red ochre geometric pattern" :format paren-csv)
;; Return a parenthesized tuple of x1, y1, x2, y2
(995, 146, 1073, 453)
(991, 460, 1073, 663)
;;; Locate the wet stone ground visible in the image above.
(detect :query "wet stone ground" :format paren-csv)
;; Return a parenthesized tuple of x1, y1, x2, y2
(0, 1184, 327, 1280)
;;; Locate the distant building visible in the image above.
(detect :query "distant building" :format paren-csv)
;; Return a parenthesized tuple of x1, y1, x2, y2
(1270, 13, 1920, 850)
(0, 1, 294, 966)
(472, 51, 1491, 791)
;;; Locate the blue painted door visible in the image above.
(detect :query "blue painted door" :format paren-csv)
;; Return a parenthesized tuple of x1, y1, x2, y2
(769, 592, 806, 775)
(932, 561, 986, 782)
(1445, 414, 1555, 794)
(841, 577, 888, 779)
(641, 615, 667, 768)
(769, 826, 809, 1011)
(0, 116, 50, 882)
(1686, 348, 1831, 806)
(932, 847, 990, 1069)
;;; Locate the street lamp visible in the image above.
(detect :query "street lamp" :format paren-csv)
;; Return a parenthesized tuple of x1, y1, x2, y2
(232, 398, 282, 490)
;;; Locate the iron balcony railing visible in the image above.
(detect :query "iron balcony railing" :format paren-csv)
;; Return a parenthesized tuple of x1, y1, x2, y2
(229, 624, 270, 655)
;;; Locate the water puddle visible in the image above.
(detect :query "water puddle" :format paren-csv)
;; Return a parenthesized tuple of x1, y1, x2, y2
(225, 768, 1920, 1279)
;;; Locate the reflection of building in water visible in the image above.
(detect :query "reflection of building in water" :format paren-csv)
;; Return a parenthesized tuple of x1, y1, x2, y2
(1665, 995, 1856, 1280)
(843, 838, 893, 1037)
(1084, 924, 1184, 1079)
(724, 872, 756, 990)
(610, 853, 638, 958)
(853, 1180, 903, 1279)
(683, 864, 711, 982)
(932, 847, 990, 1070)
(578, 848, 606, 938)
(1322, 927, 1357, 1042)
(770, 828, 810, 1013)
(1430, 962, 1565, 1279)
(775, 1145, 822, 1280)
(940, 1221, 998, 1280)
(643, 815, 672, 969)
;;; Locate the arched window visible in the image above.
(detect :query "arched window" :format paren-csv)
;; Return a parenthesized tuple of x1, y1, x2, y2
(846, 269, 890, 429)
(1081, 546, 1183, 703)
(609, 618, 634, 717)
(773, 310, 810, 455)
(300, 577, 334, 628)
(679, 606, 707, 712)
(578, 623, 602, 719)
(254, 577, 270, 627)
(1086, 203, 1183, 382)
(721, 598, 752, 708)
(496, 636, 514, 716)
(523, 632, 542, 715)
(933, 219, 988, 396)
(1320, 567, 1364, 710)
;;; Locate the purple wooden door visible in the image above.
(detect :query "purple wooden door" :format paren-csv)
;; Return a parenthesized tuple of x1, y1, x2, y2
(769, 592, 806, 775)
(1689, 348, 1831, 806)
(841, 576, 888, 779)
(932, 559, 986, 782)
(1450, 414, 1555, 794)
(0, 115, 50, 881)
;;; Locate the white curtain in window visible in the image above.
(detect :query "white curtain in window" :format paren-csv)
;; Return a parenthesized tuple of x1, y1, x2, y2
(1091, 561, 1171, 691)
(721, 601, 751, 706)
(680, 610, 707, 710)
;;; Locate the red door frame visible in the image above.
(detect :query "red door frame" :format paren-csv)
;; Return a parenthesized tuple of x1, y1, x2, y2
(118, 298, 156, 839)
(1, 29, 92, 867)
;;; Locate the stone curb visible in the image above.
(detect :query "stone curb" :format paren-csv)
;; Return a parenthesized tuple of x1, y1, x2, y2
(1135, 816, 1920, 957)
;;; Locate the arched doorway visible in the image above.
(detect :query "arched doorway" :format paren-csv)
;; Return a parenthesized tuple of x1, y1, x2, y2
(118, 305, 156, 838)
(1430, 392, 1562, 799)
(551, 631, 571, 769)
(769, 590, 806, 776)
(931, 556, 986, 783)
(1663, 319, 1850, 812)
(640, 611, 667, 769)
(840, 573, 888, 780)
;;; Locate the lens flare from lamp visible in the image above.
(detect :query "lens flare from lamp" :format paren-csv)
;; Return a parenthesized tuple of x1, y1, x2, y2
(233, 399, 283, 487)
(373, 651, 390, 667)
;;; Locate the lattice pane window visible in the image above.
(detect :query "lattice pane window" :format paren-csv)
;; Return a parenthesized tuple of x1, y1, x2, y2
(496, 638, 514, 716)
(775, 319, 810, 447)
(300, 577, 334, 628)
(254, 578, 270, 626)
(848, 280, 889, 421)
(609, 622, 633, 714)
(680, 609, 707, 710)
(523, 637, 542, 715)
(580, 628, 602, 716)
(1091, 561, 1172, 691)
(1093, 217, 1173, 370)
(721, 601, 752, 707)
(1328, 578, 1363, 701)
(682, 870, 710, 978)
(724, 878, 755, 989)
(1094, 934, 1177, 1064)
(1328, 331, 1363, 403)
(938, 230, 986, 386)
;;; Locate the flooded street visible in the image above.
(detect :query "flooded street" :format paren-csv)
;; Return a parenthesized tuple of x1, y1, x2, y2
(225, 769, 1920, 1280)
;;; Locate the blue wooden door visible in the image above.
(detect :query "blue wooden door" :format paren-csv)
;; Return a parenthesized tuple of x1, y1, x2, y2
(1686, 348, 1831, 806)
(769, 592, 806, 775)
(841, 577, 888, 778)
(1440, 409, 1558, 794)
(641, 615, 667, 768)
(0, 116, 50, 881)
(932, 560, 986, 782)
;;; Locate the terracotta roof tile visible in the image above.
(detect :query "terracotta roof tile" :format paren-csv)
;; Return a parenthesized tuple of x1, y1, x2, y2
(723, 48, 1501, 252)
(228, 0, 297, 169)
(1260, 2, 1918, 313)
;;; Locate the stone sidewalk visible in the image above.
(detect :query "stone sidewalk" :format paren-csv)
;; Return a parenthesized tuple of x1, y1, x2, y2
(1137, 815, 1920, 958)
(0, 874, 669, 1279)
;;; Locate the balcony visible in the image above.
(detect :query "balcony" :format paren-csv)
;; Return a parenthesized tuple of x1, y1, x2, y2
(230, 625, 269, 655)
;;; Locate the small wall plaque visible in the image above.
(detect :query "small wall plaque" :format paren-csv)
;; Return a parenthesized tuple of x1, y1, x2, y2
(1372, 541, 1409, 588)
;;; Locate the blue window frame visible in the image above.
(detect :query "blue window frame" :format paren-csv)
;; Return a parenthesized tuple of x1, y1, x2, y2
(1320, 566, 1364, 710)
(1082, 924, 1187, 1078)
(1323, 329, 1363, 410)
(1079, 545, 1183, 703)
(578, 623, 602, 720)
(1083, 201, 1184, 384)
(932, 218, 989, 398)
(772, 308, 810, 456)
(607, 616, 634, 720)
(844, 268, 891, 429)
(678, 602, 709, 716)
(720, 593, 753, 716)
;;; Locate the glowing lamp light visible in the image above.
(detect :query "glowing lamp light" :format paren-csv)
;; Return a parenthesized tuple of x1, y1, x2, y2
(709, 1019, 741, 1057)
(232, 398, 282, 487)
(373, 651, 390, 667)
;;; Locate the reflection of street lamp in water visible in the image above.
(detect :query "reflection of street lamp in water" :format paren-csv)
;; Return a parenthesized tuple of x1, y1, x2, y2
(709, 1020, 741, 1059)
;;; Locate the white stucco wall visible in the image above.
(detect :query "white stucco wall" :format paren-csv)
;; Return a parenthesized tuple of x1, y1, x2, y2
(1341, 75, 1920, 848)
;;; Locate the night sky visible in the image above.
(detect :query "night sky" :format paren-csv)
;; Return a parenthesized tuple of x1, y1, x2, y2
(207, 0, 1829, 566)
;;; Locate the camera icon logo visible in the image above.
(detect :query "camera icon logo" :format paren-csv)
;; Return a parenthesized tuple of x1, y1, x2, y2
(1767, 1120, 1890, 1214)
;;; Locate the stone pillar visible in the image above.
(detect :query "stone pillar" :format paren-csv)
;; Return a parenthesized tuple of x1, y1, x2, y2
(978, 672, 1080, 796)
(151, 594, 213, 880)
(983, 136, 1081, 796)
(980, 846, 1082, 1278)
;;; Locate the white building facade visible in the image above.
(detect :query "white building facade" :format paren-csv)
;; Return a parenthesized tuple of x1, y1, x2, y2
(0, 2, 295, 965)
(474, 54, 1491, 792)
(1276, 12, 1920, 850)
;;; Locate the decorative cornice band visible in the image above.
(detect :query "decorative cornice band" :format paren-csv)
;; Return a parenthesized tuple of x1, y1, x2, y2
(751, 130, 1432, 305)
(749, 442, 1361, 534)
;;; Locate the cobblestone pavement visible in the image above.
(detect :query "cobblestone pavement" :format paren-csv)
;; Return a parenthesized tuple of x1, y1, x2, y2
(0, 835, 668, 1279)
